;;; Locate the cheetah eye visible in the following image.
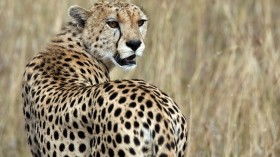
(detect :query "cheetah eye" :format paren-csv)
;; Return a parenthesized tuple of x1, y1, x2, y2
(107, 21, 119, 28)
(138, 20, 146, 27)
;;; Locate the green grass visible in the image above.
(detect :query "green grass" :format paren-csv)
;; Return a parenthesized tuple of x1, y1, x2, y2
(0, 0, 279, 156)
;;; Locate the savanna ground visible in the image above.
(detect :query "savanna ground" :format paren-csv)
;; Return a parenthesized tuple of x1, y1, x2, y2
(0, 0, 280, 156)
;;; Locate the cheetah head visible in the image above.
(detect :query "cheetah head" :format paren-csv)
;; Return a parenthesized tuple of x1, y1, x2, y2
(68, 2, 148, 71)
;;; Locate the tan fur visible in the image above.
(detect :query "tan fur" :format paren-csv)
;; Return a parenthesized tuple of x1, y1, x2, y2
(22, 2, 187, 157)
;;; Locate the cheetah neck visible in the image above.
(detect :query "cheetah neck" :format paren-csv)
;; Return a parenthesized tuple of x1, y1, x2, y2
(48, 22, 110, 74)
(49, 22, 85, 53)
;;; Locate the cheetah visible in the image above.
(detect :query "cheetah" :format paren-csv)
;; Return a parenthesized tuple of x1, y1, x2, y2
(22, 1, 188, 157)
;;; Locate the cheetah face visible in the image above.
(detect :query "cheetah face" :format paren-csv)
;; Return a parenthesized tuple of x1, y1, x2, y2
(68, 2, 148, 71)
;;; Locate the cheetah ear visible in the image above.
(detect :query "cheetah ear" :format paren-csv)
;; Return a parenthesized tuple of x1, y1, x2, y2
(68, 5, 90, 28)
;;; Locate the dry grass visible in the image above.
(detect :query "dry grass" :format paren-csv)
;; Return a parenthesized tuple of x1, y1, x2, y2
(0, 0, 280, 156)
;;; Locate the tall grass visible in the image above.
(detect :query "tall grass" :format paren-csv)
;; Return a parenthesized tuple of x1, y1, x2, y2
(0, 0, 279, 156)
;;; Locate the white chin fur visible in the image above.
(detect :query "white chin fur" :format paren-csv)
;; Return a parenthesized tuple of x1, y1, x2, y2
(110, 56, 137, 71)
(121, 64, 137, 71)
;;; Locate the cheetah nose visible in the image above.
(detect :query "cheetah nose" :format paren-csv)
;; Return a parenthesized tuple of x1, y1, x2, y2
(126, 40, 142, 51)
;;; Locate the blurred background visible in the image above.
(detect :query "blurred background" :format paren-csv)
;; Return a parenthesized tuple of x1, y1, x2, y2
(0, 0, 280, 156)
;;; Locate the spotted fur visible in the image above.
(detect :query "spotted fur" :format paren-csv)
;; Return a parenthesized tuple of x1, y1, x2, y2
(22, 1, 188, 157)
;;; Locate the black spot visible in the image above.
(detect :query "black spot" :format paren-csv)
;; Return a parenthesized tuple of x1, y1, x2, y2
(164, 120, 168, 128)
(125, 122, 131, 130)
(109, 92, 118, 100)
(54, 131, 59, 140)
(79, 143, 86, 153)
(101, 143, 106, 154)
(171, 141, 175, 149)
(73, 109, 78, 118)
(129, 102, 136, 108)
(82, 115, 88, 124)
(73, 121, 79, 129)
(134, 137, 140, 146)
(140, 105, 145, 111)
(101, 108, 106, 119)
(107, 121, 112, 131)
(129, 148, 136, 155)
(47, 141, 50, 150)
(155, 145, 159, 153)
(155, 124, 160, 133)
(116, 133, 122, 143)
(27, 62, 36, 67)
(105, 85, 113, 92)
(113, 124, 118, 132)
(65, 113, 69, 122)
(107, 136, 112, 143)
(132, 88, 138, 92)
(118, 150, 125, 157)
(96, 152, 100, 157)
(130, 93, 136, 100)
(82, 103, 87, 111)
(168, 108, 175, 114)
(159, 153, 168, 157)
(53, 151, 57, 157)
(124, 135, 130, 144)
(117, 84, 126, 89)
(87, 127, 93, 134)
(156, 113, 162, 122)
(125, 110, 132, 119)
(138, 96, 144, 102)
(70, 132, 75, 140)
(76, 61, 84, 66)
(93, 110, 97, 119)
(27, 73, 32, 81)
(158, 136, 164, 145)
(47, 128, 50, 135)
(70, 100, 76, 107)
(97, 96, 104, 106)
(46, 98, 51, 104)
(138, 111, 144, 117)
(109, 148, 114, 157)
(25, 112, 30, 119)
(80, 68, 86, 74)
(94, 76, 100, 84)
(118, 97, 126, 104)
(69, 68, 75, 72)
(142, 147, 148, 152)
(143, 122, 149, 129)
(48, 115, 53, 122)
(122, 89, 129, 94)
(78, 96, 83, 103)
(96, 124, 100, 134)
(59, 143, 65, 151)
(69, 143, 75, 151)
(166, 143, 171, 150)
(162, 98, 168, 103)
(63, 129, 67, 138)
(114, 108, 122, 117)
(148, 111, 153, 119)
(72, 55, 80, 59)
(134, 121, 139, 128)
(146, 100, 153, 108)
(68, 44, 74, 48)
(78, 131, 85, 139)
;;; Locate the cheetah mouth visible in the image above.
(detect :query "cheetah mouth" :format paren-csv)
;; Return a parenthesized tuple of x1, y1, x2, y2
(114, 53, 136, 66)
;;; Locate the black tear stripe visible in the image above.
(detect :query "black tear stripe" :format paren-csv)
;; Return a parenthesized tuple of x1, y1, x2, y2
(116, 28, 122, 49)
(115, 12, 122, 49)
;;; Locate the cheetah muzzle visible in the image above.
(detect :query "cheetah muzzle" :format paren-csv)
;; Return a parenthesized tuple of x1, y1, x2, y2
(114, 53, 136, 66)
